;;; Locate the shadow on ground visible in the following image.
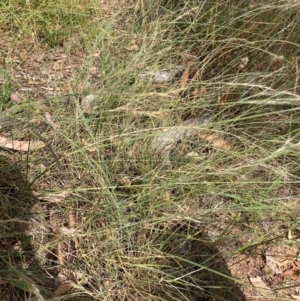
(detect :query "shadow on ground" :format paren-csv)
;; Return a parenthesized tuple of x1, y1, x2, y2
(0, 156, 54, 300)
(155, 220, 247, 301)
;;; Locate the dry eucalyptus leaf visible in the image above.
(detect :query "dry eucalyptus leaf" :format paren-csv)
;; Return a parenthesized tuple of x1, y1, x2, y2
(82, 139, 97, 153)
(45, 112, 59, 128)
(118, 176, 131, 186)
(124, 44, 139, 51)
(68, 211, 76, 229)
(56, 227, 81, 235)
(32, 191, 70, 203)
(55, 272, 68, 288)
(56, 243, 64, 265)
(10, 93, 21, 104)
(125, 35, 139, 51)
(180, 68, 189, 88)
(197, 133, 231, 151)
(249, 276, 275, 299)
(54, 280, 75, 296)
(0, 136, 45, 151)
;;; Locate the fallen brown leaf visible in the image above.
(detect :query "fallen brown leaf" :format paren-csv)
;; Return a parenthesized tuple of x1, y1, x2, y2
(125, 35, 139, 51)
(68, 211, 76, 229)
(54, 280, 75, 296)
(10, 93, 21, 104)
(0, 136, 45, 151)
(32, 191, 70, 203)
(124, 44, 139, 51)
(118, 176, 131, 186)
(45, 112, 59, 129)
(28, 80, 40, 85)
(20, 49, 28, 61)
(200, 88, 207, 95)
(218, 89, 229, 108)
(249, 276, 275, 299)
(282, 267, 298, 280)
(55, 272, 68, 288)
(180, 68, 190, 89)
(56, 243, 64, 265)
(191, 88, 199, 97)
(82, 139, 97, 153)
(50, 214, 58, 232)
(197, 133, 231, 151)
(57, 227, 81, 235)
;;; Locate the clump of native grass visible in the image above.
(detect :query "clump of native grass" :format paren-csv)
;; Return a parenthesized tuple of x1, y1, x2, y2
(1, 0, 300, 301)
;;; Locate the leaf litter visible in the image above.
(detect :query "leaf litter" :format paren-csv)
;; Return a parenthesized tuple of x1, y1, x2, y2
(0, 135, 45, 151)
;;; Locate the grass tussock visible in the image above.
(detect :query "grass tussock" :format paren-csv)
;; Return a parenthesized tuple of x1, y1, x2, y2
(0, 0, 300, 300)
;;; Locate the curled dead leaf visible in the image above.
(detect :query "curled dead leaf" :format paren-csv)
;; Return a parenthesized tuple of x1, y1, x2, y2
(124, 44, 139, 51)
(238, 57, 249, 70)
(56, 227, 82, 236)
(0, 136, 45, 151)
(197, 133, 231, 151)
(118, 176, 131, 186)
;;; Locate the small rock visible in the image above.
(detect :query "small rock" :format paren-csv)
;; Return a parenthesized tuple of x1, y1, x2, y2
(139, 69, 183, 84)
(152, 112, 212, 155)
(81, 94, 98, 114)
